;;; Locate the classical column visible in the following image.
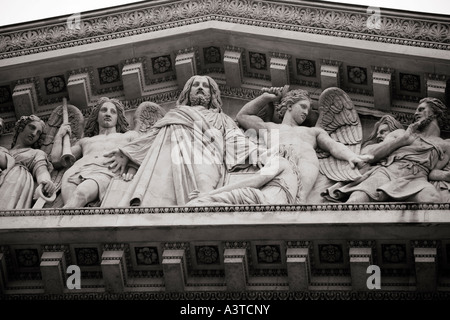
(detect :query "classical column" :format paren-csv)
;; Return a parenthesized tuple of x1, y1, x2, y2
(175, 52, 196, 89)
(349, 247, 373, 291)
(122, 62, 145, 100)
(286, 248, 310, 291)
(223, 248, 248, 291)
(40, 251, 67, 294)
(101, 250, 128, 293)
(373, 72, 392, 111)
(270, 56, 290, 88)
(413, 247, 437, 292)
(320, 64, 340, 90)
(162, 249, 187, 292)
(224, 50, 243, 88)
(67, 73, 92, 109)
(12, 83, 38, 118)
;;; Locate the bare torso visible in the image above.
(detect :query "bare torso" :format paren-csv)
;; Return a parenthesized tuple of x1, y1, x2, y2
(265, 122, 320, 166)
(70, 131, 139, 168)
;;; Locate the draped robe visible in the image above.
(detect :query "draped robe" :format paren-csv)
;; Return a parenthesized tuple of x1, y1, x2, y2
(325, 136, 443, 201)
(114, 105, 257, 207)
(0, 147, 51, 209)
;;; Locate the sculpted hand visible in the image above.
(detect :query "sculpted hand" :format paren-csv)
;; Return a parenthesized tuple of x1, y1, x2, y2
(262, 91, 282, 103)
(40, 180, 56, 197)
(403, 122, 420, 145)
(57, 123, 72, 138)
(188, 189, 207, 201)
(104, 149, 129, 175)
(122, 166, 137, 181)
(348, 154, 374, 169)
(250, 148, 267, 169)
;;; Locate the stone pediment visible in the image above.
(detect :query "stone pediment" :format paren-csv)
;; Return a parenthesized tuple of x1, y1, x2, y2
(0, 0, 450, 302)
(0, 0, 449, 137)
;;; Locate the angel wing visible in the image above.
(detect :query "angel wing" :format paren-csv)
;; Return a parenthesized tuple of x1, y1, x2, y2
(132, 101, 166, 134)
(34, 102, 85, 209)
(314, 87, 363, 182)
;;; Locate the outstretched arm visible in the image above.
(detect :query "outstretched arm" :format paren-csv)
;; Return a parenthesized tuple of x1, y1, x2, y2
(316, 128, 373, 168)
(364, 121, 422, 164)
(236, 92, 279, 132)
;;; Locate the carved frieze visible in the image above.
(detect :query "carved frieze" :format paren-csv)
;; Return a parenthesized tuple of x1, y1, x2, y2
(1, 0, 449, 61)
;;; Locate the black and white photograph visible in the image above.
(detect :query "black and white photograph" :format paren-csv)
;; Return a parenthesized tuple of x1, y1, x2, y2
(0, 0, 449, 316)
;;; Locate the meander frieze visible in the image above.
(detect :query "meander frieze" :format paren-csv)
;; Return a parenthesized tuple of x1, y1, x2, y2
(0, 0, 449, 60)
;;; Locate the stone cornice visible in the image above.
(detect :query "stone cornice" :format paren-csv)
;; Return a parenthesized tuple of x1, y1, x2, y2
(0, 202, 448, 217)
(0, 0, 449, 60)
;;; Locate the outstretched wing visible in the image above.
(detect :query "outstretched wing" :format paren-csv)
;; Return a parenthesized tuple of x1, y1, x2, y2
(36, 102, 85, 209)
(315, 87, 363, 182)
(132, 101, 166, 134)
(41, 103, 85, 155)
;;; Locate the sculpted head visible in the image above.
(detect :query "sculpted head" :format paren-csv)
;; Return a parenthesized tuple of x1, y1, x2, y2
(414, 97, 447, 129)
(84, 97, 129, 137)
(362, 115, 403, 148)
(176, 75, 223, 112)
(11, 114, 46, 149)
(276, 89, 311, 125)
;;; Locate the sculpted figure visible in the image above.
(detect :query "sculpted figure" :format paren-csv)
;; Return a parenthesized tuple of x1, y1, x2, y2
(322, 114, 404, 201)
(429, 139, 450, 202)
(103, 75, 260, 207)
(355, 115, 404, 174)
(52, 97, 139, 208)
(0, 115, 56, 209)
(333, 97, 450, 203)
(361, 115, 404, 153)
(188, 87, 371, 205)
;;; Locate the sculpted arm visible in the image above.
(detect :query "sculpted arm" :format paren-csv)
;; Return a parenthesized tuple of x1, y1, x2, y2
(103, 130, 143, 179)
(121, 131, 140, 180)
(364, 122, 421, 163)
(362, 129, 408, 163)
(236, 92, 278, 132)
(50, 123, 82, 167)
(34, 157, 56, 196)
(316, 128, 372, 167)
(429, 142, 450, 182)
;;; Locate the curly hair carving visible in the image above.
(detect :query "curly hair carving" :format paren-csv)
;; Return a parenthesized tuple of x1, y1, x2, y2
(84, 97, 129, 137)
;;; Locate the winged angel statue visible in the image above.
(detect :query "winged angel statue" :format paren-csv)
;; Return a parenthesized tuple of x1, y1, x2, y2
(308, 86, 367, 203)
(187, 86, 372, 206)
(25, 98, 166, 209)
